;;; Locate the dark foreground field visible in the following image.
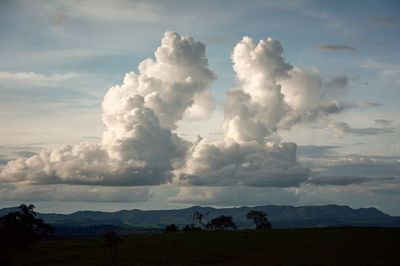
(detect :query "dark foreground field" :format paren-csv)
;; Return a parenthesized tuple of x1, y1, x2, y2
(2, 228, 400, 265)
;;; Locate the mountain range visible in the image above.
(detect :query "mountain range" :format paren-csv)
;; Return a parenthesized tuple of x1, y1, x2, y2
(1, 204, 399, 235)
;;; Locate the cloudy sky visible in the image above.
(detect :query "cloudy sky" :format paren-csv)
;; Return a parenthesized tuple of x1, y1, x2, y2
(1, 0, 399, 215)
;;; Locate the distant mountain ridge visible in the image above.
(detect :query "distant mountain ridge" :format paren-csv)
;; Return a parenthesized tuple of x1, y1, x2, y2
(1, 205, 399, 231)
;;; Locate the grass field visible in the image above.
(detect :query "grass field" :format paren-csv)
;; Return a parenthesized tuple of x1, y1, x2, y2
(2, 228, 400, 265)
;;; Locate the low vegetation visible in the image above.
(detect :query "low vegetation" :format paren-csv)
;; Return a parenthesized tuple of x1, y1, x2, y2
(164, 223, 179, 233)
(1, 228, 399, 265)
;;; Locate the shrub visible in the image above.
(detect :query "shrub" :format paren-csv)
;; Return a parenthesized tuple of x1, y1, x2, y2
(182, 224, 203, 232)
(165, 224, 179, 233)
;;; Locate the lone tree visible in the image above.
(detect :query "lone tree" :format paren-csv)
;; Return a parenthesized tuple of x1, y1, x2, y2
(206, 215, 237, 231)
(192, 211, 207, 230)
(246, 210, 272, 230)
(0, 204, 54, 251)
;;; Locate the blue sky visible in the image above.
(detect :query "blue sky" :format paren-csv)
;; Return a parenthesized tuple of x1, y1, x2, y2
(0, 0, 399, 215)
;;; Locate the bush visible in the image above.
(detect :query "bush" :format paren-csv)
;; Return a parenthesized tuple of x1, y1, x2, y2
(182, 224, 203, 232)
(256, 222, 272, 230)
(165, 224, 179, 233)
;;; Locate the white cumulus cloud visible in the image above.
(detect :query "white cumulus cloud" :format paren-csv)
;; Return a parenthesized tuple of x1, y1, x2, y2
(175, 37, 310, 187)
(1, 32, 374, 191)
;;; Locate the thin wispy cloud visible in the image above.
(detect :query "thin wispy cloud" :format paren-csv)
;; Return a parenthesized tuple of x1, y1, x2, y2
(362, 59, 400, 84)
(325, 119, 395, 137)
(375, 119, 394, 128)
(43, 0, 165, 24)
(359, 102, 383, 108)
(307, 175, 372, 186)
(0, 71, 79, 89)
(316, 44, 357, 52)
(368, 16, 399, 26)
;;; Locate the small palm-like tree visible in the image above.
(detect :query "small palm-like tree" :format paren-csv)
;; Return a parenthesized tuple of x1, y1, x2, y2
(18, 204, 37, 228)
(18, 204, 36, 217)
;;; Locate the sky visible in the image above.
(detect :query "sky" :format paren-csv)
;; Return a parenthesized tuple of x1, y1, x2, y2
(0, 0, 399, 215)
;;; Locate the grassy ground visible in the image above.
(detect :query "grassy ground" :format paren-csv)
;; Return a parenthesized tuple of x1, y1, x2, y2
(2, 228, 400, 265)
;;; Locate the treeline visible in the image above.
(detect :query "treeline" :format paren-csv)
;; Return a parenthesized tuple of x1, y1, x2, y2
(165, 210, 272, 232)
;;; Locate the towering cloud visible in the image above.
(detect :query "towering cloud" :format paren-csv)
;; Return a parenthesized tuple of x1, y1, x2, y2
(99, 31, 216, 184)
(0, 32, 214, 186)
(174, 37, 309, 187)
(223, 37, 292, 143)
(104, 31, 216, 130)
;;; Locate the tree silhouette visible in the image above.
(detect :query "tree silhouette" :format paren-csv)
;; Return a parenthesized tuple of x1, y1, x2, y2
(193, 211, 207, 230)
(0, 204, 54, 251)
(246, 210, 272, 230)
(165, 224, 179, 233)
(18, 204, 36, 217)
(206, 215, 237, 231)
